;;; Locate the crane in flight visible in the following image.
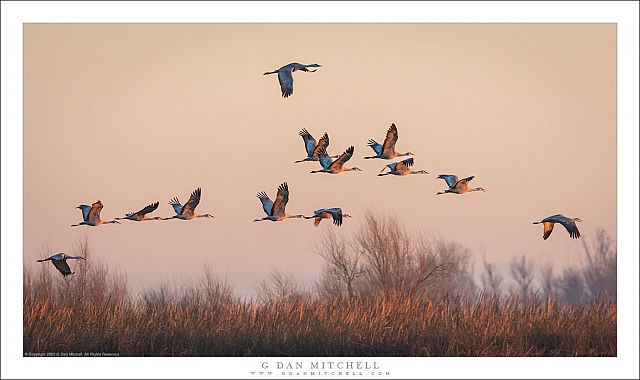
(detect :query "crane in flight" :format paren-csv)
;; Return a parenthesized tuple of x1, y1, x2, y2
(436, 175, 485, 195)
(378, 158, 429, 176)
(164, 188, 214, 220)
(116, 201, 162, 222)
(295, 129, 338, 163)
(263, 62, 322, 98)
(364, 123, 413, 160)
(71, 200, 120, 227)
(533, 214, 582, 240)
(310, 146, 362, 174)
(305, 208, 351, 227)
(36, 253, 85, 277)
(254, 182, 305, 222)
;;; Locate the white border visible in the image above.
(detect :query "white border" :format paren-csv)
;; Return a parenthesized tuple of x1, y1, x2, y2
(2, 1, 638, 379)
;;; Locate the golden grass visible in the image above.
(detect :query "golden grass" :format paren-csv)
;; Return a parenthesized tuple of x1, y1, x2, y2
(23, 262, 616, 357)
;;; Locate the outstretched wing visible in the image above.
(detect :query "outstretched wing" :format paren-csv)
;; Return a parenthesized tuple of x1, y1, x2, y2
(299, 128, 316, 157)
(271, 182, 289, 217)
(169, 197, 183, 215)
(180, 188, 202, 217)
(87, 201, 103, 223)
(51, 259, 73, 276)
(454, 176, 475, 191)
(78, 205, 91, 221)
(542, 222, 555, 240)
(385, 162, 398, 172)
(551, 215, 581, 239)
(311, 132, 330, 157)
(317, 148, 334, 170)
(438, 175, 458, 188)
(394, 157, 414, 172)
(381, 123, 398, 154)
(329, 146, 354, 171)
(327, 208, 344, 226)
(313, 208, 328, 216)
(133, 202, 159, 218)
(278, 69, 294, 98)
(367, 139, 383, 155)
(256, 191, 274, 216)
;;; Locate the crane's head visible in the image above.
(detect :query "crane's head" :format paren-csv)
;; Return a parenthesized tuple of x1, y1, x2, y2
(474, 187, 486, 192)
(574, 217, 583, 223)
(343, 214, 353, 218)
(350, 167, 362, 172)
(307, 64, 322, 68)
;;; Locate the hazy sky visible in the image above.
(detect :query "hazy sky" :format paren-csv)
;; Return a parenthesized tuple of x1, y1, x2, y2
(24, 24, 616, 296)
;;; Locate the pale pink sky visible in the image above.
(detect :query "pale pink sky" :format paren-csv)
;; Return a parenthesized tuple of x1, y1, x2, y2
(24, 24, 616, 295)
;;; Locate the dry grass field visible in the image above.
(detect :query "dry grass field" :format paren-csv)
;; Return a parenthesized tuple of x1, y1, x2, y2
(24, 215, 616, 357)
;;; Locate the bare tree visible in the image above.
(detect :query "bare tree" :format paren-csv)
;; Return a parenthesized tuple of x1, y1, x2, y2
(314, 229, 365, 299)
(509, 255, 535, 300)
(555, 267, 585, 305)
(581, 229, 616, 301)
(315, 211, 472, 300)
(257, 269, 302, 303)
(480, 255, 504, 295)
(540, 263, 556, 299)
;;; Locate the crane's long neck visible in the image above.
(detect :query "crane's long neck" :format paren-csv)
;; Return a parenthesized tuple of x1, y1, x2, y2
(67, 255, 85, 260)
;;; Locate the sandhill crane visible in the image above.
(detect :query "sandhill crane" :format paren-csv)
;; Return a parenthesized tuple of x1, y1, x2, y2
(436, 175, 486, 195)
(310, 146, 362, 174)
(378, 158, 429, 176)
(533, 214, 582, 240)
(263, 63, 322, 98)
(295, 129, 338, 163)
(71, 200, 120, 227)
(364, 123, 413, 160)
(254, 182, 305, 222)
(116, 202, 162, 222)
(36, 253, 85, 277)
(164, 188, 214, 220)
(305, 208, 351, 227)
